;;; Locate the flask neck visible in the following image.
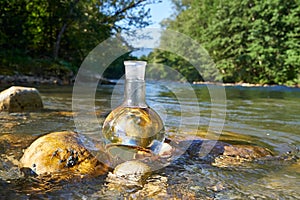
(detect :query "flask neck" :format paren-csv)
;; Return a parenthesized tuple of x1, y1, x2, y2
(123, 79, 147, 107)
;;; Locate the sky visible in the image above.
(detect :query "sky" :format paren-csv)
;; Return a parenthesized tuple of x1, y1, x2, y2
(127, 0, 175, 57)
(146, 0, 174, 27)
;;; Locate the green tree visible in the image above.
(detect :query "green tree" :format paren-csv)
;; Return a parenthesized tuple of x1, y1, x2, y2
(150, 0, 300, 85)
(0, 0, 160, 77)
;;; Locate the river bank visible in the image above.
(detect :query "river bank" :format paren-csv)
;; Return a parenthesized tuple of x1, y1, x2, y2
(0, 74, 115, 86)
(0, 74, 72, 86)
(193, 81, 300, 88)
(0, 74, 299, 88)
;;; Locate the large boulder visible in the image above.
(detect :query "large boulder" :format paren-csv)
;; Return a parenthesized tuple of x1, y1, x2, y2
(19, 131, 110, 176)
(0, 86, 43, 112)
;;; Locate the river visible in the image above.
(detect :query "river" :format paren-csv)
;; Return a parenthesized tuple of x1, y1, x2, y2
(0, 82, 299, 199)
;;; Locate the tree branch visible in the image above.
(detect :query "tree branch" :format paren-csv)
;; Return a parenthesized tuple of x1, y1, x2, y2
(105, 0, 146, 23)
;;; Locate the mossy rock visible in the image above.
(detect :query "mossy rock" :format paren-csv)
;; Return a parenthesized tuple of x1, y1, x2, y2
(19, 131, 110, 176)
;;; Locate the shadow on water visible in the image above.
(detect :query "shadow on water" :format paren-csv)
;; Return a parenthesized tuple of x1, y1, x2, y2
(0, 83, 299, 199)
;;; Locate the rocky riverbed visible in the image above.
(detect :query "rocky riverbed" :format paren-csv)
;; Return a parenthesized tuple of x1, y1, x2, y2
(0, 130, 298, 199)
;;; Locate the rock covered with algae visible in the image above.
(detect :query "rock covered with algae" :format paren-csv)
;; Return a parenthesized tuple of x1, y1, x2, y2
(19, 131, 110, 176)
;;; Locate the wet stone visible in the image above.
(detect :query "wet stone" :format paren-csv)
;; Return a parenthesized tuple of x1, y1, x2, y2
(107, 160, 151, 186)
(19, 131, 110, 177)
(104, 162, 171, 199)
(0, 86, 43, 113)
(19, 167, 38, 177)
(213, 144, 273, 167)
(179, 139, 273, 167)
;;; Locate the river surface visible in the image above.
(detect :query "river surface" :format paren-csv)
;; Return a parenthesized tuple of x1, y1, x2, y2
(0, 82, 299, 199)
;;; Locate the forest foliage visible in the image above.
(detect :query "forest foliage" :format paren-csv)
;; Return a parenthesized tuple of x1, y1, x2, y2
(147, 0, 300, 85)
(0, 0, 156, 78)
(1, 0, 299, 85)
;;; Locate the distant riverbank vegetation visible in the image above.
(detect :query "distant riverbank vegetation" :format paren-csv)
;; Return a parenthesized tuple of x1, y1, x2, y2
(1, 0, 299, 86)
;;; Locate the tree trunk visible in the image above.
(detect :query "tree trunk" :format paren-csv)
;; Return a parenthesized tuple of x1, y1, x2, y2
(53, 0, 79, 60)
(53, 23, 67, 60)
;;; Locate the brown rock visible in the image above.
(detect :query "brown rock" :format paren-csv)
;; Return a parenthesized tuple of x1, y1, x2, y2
(212, 144, 273, 167)
(181, 140, 273, 167)
(19, 131, 110, 176)
(223, 144, 273, 159)
(0, 86, 43, 112)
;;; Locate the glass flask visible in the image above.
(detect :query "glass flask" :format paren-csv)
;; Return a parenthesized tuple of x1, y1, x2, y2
(102, 61, 165, 165)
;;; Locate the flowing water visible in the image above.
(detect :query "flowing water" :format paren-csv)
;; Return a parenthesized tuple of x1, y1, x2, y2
(0, 82, 299, 199)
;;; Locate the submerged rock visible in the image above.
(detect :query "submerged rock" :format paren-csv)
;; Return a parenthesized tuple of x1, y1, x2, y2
(0, 134, 37, 156)
(108, 160, 151, 185)
(15, 130, 276, 184)
(19, 131, 110, 176)
(212, 144, 273, 167)
(18, 131, 275, 178)
(106, 138, 274, 190)
(0, 86, 43, 112)
(181, 139, 273, 167)
(105, 161, 170, 199)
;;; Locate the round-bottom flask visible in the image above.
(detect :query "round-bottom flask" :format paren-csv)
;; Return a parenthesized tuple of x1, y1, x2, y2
(102, 61, 165, 166)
